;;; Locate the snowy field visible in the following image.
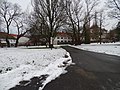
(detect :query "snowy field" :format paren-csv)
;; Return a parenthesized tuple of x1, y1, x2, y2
(71, 42, 120, 56)
(0, 47, 72, 90)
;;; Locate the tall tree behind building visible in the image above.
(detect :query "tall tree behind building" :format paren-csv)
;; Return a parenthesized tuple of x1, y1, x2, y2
(65, 0, 83, 45)
(83, 0, 99, 44)
(107, 0, 120, 41)
(116, 22, 120, 41)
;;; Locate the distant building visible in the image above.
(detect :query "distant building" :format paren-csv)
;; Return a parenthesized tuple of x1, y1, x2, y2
(54, 32, 72, 45)
(0, 32, 16, 47)
(90, 24, 108, 43)
(0, 32, 29, 47)
(90, 24, 100, 42)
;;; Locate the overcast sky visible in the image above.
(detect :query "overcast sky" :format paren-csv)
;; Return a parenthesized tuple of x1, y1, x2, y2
(7, 0, 32, 11)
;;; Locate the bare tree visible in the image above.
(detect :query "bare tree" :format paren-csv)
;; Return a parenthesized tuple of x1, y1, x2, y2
(0, 16, 2, 32)
(65, 0, 83, 45)
(98, 10, 105, 44)
(107, 0, 120, 20)
(64, 0, 99, 44)
(0, 1, 2, 32)
(13, 13, 30, 47)
(83, 0, 99, 44)
(32, 0, 67, 48)
(28, 13, 48, 46)
(90, 11, 100, 43)
(0, 1, 21, 47)
(115, 21, 120, 41)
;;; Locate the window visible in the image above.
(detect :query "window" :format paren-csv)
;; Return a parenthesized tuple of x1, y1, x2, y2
(64, 37, 67, 39)
(68, 37, 71, 39)
(57, 37, 59, 39)
(61, 37, 63, 39)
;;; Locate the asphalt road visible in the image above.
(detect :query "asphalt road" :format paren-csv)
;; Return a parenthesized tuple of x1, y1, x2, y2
(43, 46, 120, 90)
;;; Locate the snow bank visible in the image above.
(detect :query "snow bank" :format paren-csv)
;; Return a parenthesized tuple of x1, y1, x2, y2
(0, 47, 72, 90)
(71, 42, 120, 56)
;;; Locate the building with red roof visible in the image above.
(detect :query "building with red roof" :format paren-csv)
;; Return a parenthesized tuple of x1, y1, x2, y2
(54, 32, 72, 45)
(0, 32, 29, 47)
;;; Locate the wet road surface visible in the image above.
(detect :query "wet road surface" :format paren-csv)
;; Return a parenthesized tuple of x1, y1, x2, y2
(43, 46, 120, 90)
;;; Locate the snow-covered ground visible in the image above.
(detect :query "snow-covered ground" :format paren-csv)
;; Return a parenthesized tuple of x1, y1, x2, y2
(0, 47, 72, 90)
(71, 42, 120, 56)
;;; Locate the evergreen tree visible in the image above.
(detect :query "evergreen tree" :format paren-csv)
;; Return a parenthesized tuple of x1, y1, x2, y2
(116, 22, 120, 41)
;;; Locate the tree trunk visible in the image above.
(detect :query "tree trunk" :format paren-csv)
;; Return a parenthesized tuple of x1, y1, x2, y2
(6, 25, 11, 47)
(77, 23, 81, 45)
(15, 37, 19, 47)
(99, 24, 102, 44)
(100, 32, 102, 44)
(77, 34, 81, 45)
(6, 38, 10, 47)
(84, 24, 90, 44)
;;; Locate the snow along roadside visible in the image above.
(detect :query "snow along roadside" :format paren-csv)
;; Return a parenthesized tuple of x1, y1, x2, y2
(70, 43, 120, 56)
(0, 51, 72, 90)
(39, 52, 72, 90)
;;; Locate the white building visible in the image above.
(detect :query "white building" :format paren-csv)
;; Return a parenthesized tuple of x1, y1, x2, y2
(18, 36, 29, 45)
(0, 32, 16, 46)
(54, 32, 72, 45)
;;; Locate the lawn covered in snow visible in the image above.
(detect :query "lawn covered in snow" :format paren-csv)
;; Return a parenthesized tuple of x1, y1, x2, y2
(72, 42, 120, 56)
(0, 47, 72, 90)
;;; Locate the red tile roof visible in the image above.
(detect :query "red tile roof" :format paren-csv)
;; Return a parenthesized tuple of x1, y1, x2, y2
(57, 32, 71, 37)
(0, 32, 16, 39)
(9, 34, 17, 37)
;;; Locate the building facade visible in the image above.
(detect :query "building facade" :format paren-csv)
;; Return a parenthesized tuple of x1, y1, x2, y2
(0, 32, 16, 47)
(54, 32, 72, 45)
(90, 24, 108, 43)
